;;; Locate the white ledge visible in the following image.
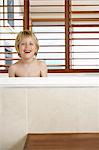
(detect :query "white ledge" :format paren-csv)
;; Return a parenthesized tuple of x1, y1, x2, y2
(0, 76, 99, 87)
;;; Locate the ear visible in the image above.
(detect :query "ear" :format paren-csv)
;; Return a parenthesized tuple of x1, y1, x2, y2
(34, 52, 37, 56)
(18, 53, 21, 57)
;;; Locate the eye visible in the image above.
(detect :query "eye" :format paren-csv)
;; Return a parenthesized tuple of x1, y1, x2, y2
(20, 42, 25, 45)
(30, 42, 34, 45)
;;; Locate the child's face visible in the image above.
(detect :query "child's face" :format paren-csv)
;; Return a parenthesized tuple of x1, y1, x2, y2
(18, 36, 37, 59)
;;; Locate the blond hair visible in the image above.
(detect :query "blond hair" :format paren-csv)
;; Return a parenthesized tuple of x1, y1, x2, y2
(15, 30, 39, 56)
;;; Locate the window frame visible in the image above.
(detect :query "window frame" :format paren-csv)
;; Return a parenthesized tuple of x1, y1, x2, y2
(68, 0, 99, 73)
(0, 0, 99, 73)
(30, 0, 99, 73)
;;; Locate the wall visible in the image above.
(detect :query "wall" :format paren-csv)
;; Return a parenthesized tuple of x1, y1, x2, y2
(0, 87, 99, 150)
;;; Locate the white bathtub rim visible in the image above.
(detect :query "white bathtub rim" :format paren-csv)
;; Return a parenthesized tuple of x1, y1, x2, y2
(0, 76, 99, 87)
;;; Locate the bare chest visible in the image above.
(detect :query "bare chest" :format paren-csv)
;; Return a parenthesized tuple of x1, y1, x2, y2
(15, 64, 41, 77)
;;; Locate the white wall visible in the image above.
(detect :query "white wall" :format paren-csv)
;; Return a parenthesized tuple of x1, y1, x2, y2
(0, 87, 99, 150)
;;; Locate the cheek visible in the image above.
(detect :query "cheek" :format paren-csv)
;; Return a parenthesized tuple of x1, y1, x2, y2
(18, 48, 24, 55)
(31, 45, 37, 52)
(19, 45, 25, 53)
(19, 45, 22, 51)
(19, 44, 24, 49)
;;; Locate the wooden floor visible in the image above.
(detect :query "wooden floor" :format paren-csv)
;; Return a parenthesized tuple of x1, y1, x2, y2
(24, 133, 99, 150)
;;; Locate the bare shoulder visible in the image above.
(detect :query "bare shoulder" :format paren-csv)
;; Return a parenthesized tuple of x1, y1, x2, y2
(38, 60, 47, 67)
(8, 63, 18, 77)
(37, 60, 47, 77)
(9, 63, 16, 70)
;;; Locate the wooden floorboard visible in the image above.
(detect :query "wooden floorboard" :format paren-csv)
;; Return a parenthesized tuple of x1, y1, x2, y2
(24, 133, 99, 150)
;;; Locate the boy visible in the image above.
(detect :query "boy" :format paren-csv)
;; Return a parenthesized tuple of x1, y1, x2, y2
(8, 30, 47, 77)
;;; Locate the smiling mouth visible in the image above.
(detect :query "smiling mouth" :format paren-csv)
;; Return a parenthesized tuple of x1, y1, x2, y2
(24, 50, 31, 53)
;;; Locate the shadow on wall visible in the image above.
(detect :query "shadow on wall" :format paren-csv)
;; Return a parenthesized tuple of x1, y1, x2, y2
(7, 136, 26, 150)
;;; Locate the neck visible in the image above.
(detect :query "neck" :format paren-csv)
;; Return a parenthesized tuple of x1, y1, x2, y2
(21, 58, 35, 64)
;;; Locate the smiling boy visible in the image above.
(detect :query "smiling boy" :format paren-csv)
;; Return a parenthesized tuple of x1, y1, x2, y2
(8, 30, 47, 77)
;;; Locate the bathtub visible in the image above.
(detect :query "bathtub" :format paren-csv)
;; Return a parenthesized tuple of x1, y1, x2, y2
(0, 73, 99, 87)
(0, 73, 99, 150)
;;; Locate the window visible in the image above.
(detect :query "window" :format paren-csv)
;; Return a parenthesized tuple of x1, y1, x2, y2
(0, 0, 24, 73)
(70, 0, 99, 72)
(32, 19, 65, 71)
(30, 0, 66, 73)
(30, 0, 99, 73)
(0, 0, 99, 73)
(4, 41, 12, 68)
(7, 0, 14, 27)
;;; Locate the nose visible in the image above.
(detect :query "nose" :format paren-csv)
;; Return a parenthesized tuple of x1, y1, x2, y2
(25, 43, 30, 49)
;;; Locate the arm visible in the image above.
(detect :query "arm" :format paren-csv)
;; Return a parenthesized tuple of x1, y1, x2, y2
(40, 61, 48, 77)
(8, 65, 16, 77)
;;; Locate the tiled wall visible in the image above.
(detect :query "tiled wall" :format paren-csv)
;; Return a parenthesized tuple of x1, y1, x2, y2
(0, 87, 99, 150)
